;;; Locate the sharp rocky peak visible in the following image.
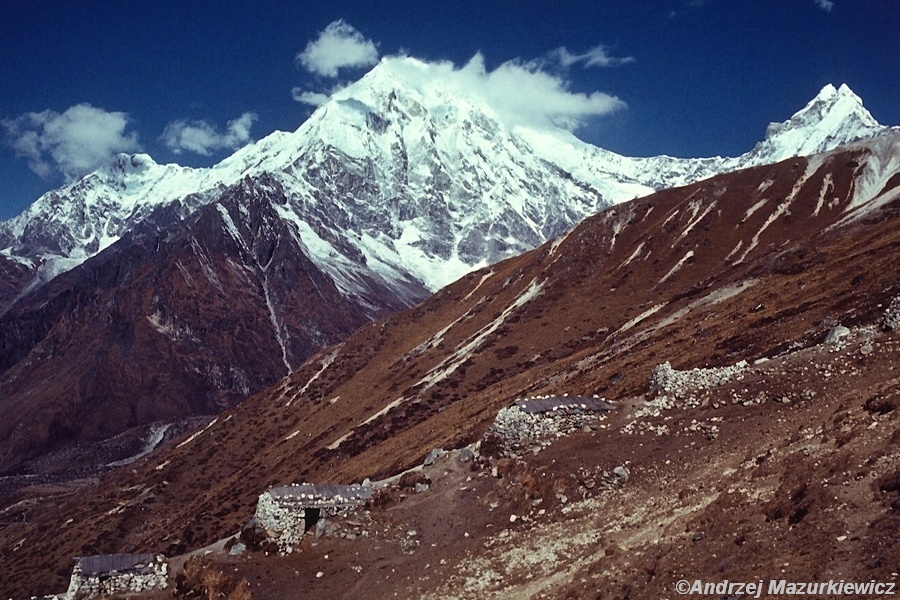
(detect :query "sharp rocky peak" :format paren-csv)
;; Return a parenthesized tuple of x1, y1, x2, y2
(755, 83, 884, 160)
(776, 84, 879, 132)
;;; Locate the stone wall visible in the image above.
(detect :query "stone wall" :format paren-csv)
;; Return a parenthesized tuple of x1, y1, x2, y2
(883, 296, 900, 331)
(621, 359, 751, 435)
(649, 360, 749, 406)
(487, 400, 610, 456)
(65, 553, 167, 599)
(255, 490, 310, 553)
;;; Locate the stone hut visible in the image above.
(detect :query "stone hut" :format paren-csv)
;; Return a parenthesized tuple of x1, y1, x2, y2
(65, 553, 167, 599)
(255, 483, 372, 552)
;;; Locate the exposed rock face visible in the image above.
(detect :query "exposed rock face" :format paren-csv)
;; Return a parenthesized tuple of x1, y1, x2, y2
(0, 176, 424, 476)
(0, 255, 35, 311)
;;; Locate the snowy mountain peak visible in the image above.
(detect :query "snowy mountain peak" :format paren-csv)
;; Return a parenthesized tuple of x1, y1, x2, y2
(340, 56, 467, 101)
(784, 83, 878, 130)
(814, 83, 870, 110)
(758, 83, 883, 159)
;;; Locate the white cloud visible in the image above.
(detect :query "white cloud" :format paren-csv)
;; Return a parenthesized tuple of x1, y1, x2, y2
(548, 45, 635, 68)
(814, 0, 834, 11)
(370, 53, 626, 133)
(297, 20, 380, 77)
(291, 88, 330, 106)
(2, 103, 140, 180)
(291, 81, 350, 106)
(161, 112, 257, 156)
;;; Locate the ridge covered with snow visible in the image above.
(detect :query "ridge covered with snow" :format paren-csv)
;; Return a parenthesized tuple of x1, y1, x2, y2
(0, 58, 893, 301)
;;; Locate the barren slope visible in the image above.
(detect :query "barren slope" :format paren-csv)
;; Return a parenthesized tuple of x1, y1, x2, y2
(1, 134, 899, 597)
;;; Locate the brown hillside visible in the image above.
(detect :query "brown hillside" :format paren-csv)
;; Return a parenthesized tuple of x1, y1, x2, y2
(1, 135, 899, 597)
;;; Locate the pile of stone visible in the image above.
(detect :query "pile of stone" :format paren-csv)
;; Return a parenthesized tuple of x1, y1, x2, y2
(489, 405, 563, 452)
(313, 514, 372, 541)
(577, 465, 630, 492)
(624, 360, 751, 434)
(882, 296, 900, 331)
(64, 553, 167, 599)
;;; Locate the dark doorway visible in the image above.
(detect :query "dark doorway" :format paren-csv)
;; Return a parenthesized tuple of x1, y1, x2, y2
(304, 508, 321, 532)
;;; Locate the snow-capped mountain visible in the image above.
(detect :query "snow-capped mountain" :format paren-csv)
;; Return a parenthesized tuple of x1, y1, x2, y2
(0, 173, 428, 475)
(755, 83, 885, 158)
(0, 57, 895, 488)
(0, 60, 892, 306)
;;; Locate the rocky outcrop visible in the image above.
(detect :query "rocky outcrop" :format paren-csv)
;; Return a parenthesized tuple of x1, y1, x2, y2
(0, 177, 423, 477)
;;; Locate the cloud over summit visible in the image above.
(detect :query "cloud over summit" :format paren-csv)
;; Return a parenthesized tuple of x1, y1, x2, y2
(359, 53, 627, 133)
(293, 20, 628, 133)
(297, 20, 380, 78)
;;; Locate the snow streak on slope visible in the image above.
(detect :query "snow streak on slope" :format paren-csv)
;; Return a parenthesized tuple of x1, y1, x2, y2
(659, 250, 695, 285)
(285, 346, 342, 407)
(332, 276, 547, 450)
(416, 277, 546, 390)
(734, 156, 824, 264)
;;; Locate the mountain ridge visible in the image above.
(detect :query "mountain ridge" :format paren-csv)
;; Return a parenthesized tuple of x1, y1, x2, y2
(1, 63, 892, 304)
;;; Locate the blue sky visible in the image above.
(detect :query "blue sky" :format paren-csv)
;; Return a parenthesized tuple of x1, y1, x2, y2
(1, 0, 897, 220)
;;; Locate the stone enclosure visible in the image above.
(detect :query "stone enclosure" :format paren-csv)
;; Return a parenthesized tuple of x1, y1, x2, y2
(487, 395, 616, 455)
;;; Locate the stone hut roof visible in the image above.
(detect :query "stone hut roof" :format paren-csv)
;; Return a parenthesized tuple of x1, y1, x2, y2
(513, 396, 616, 415)
(76, 553, 160, 575)
(267, 483, 372, 508)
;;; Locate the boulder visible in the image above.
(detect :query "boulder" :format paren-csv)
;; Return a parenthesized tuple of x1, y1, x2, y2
(824, 325, 851, 344)
(423, 448, 444, 466)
